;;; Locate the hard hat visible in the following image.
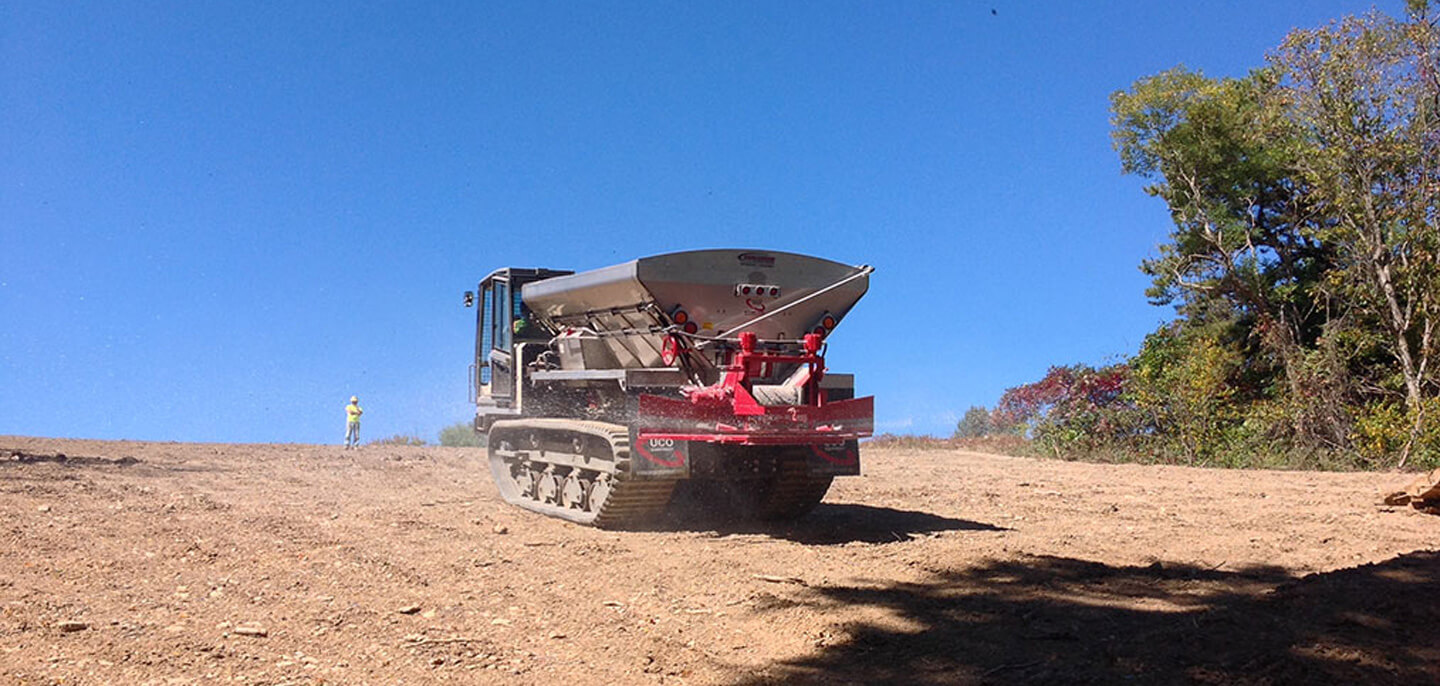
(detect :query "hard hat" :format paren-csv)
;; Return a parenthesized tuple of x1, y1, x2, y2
(350, 396, 358, 403)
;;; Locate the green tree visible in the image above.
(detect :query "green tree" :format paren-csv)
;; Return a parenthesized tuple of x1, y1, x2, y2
(954, 406, 995, 438)
(1270, 8, 1440, 463)
(439, 421, 486, 447)
(1107, 5, 1440, 465)
(1129, 323, 1247, 462)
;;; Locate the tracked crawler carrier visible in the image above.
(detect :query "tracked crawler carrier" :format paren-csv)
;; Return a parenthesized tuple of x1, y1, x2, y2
(466, 249, 874, 528)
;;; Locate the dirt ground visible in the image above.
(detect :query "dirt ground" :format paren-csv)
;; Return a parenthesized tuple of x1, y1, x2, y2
(2, 436, 1437, 685)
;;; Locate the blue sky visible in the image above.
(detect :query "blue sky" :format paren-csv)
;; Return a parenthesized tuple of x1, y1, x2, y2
(1, 1, 1406, 443)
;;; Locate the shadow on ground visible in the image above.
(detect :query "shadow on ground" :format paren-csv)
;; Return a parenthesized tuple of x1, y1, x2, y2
(730, 550, 1440, 685)
(652, 502, 1005, 544)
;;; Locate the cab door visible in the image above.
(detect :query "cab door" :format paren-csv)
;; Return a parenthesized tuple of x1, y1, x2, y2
(487, 278, 515, 401)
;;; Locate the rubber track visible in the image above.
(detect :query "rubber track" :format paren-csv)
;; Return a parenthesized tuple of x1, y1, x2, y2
(753, 455, 833, 520)
(488, 419, 677, 529)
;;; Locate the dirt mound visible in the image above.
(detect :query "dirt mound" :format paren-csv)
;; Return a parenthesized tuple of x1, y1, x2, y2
(1383, 468, 1440, 513)
(6, 450, 141, 467)
(0, 436, 1434, 684)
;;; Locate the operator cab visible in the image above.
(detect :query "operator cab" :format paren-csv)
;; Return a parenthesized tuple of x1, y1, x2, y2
(466, 267, 572, 420)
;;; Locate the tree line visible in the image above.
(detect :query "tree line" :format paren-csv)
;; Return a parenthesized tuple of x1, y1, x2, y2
(961, 4, 1440, 469)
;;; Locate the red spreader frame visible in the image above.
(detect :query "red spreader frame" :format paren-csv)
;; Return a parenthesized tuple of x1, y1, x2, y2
(636, 332, 874, 446)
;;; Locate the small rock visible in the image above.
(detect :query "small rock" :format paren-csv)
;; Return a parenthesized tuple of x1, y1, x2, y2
(491, 618, 511, 626)
(37, 505, 51, 513)
(549, 631, 566, 639)
(397, 604, 421, 615)
(492, 524, 509, 535)
(233, 625, 268, 637)
(57, 621, 88, 633)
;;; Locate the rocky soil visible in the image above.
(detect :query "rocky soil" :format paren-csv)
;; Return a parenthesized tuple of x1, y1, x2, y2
(2, 436, 1436, 684)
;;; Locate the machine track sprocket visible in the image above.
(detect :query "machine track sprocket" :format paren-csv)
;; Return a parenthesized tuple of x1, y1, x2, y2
(487, 419, 677, 528)
(488, 420, 837, 528)
(667, 447, 834, 523)
(752, 454, 834, 520)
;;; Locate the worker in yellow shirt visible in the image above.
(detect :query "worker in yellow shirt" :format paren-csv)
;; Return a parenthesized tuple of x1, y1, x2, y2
(344, 395, 363, 449)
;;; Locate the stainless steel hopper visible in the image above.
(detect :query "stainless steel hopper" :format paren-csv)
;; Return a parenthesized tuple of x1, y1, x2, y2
(521, 249, 871, 372)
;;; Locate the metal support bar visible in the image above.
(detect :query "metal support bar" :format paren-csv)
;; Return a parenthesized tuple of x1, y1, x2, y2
(546, 302, 653, 325)
(700, 266, 874, 349)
